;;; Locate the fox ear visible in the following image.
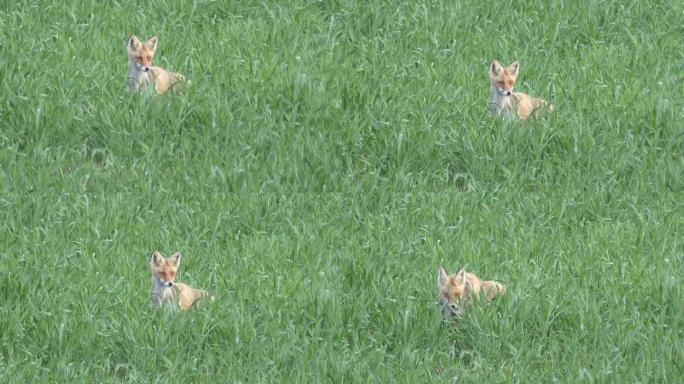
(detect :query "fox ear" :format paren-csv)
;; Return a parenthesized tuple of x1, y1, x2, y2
(168, 251, 181, 266)
(489, 60, 503, 75)
(438, 267, 448, 288)
(455, 268, 466, 282)
(151, 251, 163, 265)
(128, 35, 141, 49)
(508, 61, 520, 76)
(146, 35, 158, 50)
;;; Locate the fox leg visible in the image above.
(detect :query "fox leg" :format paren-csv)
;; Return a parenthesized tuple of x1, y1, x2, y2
(531, 97, 553, 116)
(482, 280, 506, 300)
(169, 71, 192, 89)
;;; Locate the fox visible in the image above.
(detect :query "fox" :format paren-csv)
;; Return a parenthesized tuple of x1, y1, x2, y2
(488, 60, 553, 120)
(127, 35, 190, 95)
(149, 251, 211, 310)
(437, 266, 506, 319)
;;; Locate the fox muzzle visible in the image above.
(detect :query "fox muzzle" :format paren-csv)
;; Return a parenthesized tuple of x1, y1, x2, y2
(135, 62, 150, 72)
(497, 87, 512, 97)
(439, 297, 462, 318)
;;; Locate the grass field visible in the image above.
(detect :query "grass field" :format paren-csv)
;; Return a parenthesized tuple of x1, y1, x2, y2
(1, 0, 683, 382)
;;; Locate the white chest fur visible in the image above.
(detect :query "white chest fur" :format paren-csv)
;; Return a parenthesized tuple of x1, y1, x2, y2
(151, 278, 177, 307)
(490, 86, 515, 118)
(128, 61, 154, 92)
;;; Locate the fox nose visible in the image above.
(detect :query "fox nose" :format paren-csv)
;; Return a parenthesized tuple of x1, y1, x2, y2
(142, 66, 150, 72)
(504, 90, 512, 96)
(443, 303, 461, 317)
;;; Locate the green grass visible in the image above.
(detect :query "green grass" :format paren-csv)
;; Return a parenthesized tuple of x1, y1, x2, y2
(1, 0, 682, 382)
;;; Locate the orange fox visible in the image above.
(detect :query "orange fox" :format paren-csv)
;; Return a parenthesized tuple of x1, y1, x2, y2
(488, 60, 553, 120)
(127, 35, 189, 95)
(149, 251, 211, 310)
(438, 267, 506, 318)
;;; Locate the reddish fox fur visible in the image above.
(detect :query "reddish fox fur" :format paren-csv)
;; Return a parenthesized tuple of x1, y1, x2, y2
(488, 60, 553, 120)
(127, 35, 190, 95)
(438, 267, 506, 318)
(149, 251, 211, 310)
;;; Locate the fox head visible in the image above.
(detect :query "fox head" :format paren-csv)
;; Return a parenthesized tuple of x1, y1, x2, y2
(488, 60, 519, 97)
(437, 267, 472, 318)
(150, 251, 180, 287)
(127, 35, 158, 73)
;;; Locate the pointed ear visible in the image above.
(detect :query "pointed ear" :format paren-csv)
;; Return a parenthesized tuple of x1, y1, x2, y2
(128, 35, 141, 50)
(438, 267, 448, 288)
(151, 251, 163, 266)
(168, 251, 181, 266)
(146, 35, 158, 50)
(489, 60, 503, 76)
(455, 268, 466, 282)
(508, 61, 520, 76)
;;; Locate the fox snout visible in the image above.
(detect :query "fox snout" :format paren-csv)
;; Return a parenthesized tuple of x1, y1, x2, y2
(496, 87, 512, 97)
(135, 63, 150, 72)
(442, 302, 462, 318)
(439, 297, 462, 318)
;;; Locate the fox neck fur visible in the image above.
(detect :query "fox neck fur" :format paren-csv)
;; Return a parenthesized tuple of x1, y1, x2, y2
(489, 84, 516, 119)
(150, 276, 177, 308)
(128, 60, 154, 92)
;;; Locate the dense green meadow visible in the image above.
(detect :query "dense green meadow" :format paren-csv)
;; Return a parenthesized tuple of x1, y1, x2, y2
(1, 0, 682, 382)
